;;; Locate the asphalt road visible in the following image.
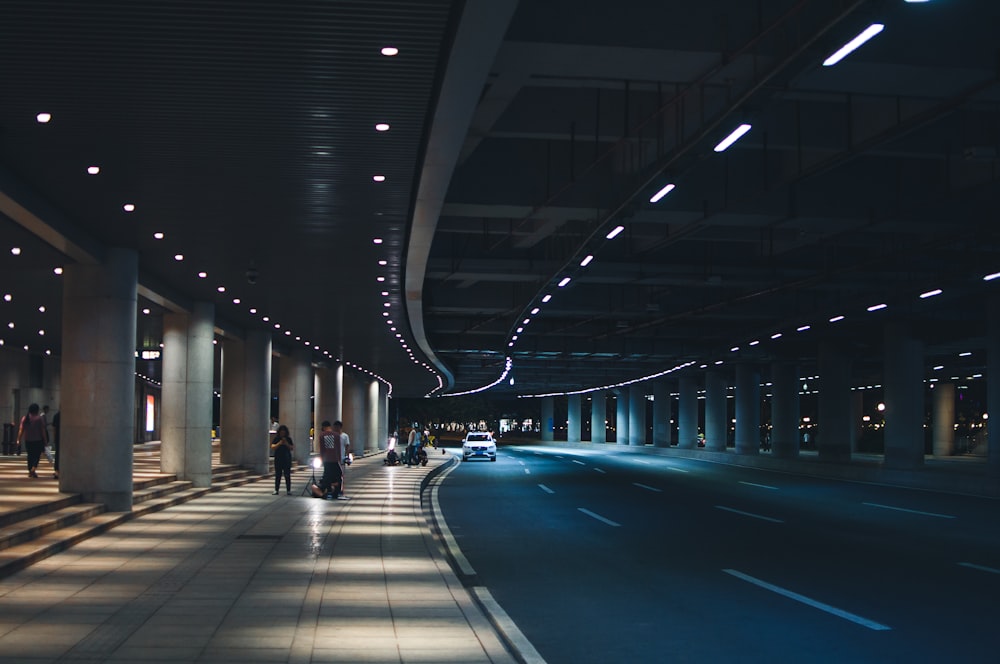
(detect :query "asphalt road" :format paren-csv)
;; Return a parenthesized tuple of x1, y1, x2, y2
(436, 445, 1000, 664)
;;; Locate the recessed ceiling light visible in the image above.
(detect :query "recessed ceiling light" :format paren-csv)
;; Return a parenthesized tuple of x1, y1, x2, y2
(87, 166, 100, 175)
(217, 286, 225, 293)
(381, 291, 389, 296)
(373, 238, 383, 244)
(233, 298, 240, 305)
(919, 289, 942, 299)
(381, 46, 399, 56)
(3, 294, 11, 302)
(142, 308, 151, 315)
(558, 277, 571, 287)
(174, 254, 184, 261)
(866, 303, 887, 312)
(375, 123, 390, 131)
(11, 247, 21, 256)
(376, 276, 385, 282)
(541, 294, 552, 303)
(713, 124, 752, 152)
(263, 316, 270, 322)
(249, 308, 257, 314)
(36, 112, 52, 123)
(372, 175, 386, 182)
(53, 267, 63, 275)
(38, 306, 45, 313)
(649, 183, 676, 202)
(531, 308, 540, 315)
(153, 232, 164, 240)
(606, 225, 625, 239)
(378, 260, 387, 265)
(123, 203, 136, 212)
(823, 23, 884, 67)
(829, 315, 845, 323)
(198, 271, 207, 278)
(580, 255, 594, 267)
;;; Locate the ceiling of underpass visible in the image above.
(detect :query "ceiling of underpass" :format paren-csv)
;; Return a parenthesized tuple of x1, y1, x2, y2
(0, 0, 998, 400)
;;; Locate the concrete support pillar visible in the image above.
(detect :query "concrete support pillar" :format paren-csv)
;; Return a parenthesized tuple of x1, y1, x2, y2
(220, 330, 272, 474)
(540, 397, 554, 442)
(314, 365, 342, 454)
(988, 300, 1000, 476)
(735, 363, 760, 455)
(60, 248, 138, 511)
(677, 374, 698, 449)
(376, 382, 389, 450)
(628, 384, 646, 446)
(817, 344, 852, 463)
(850, 391, 864, 453)
(342, 371, 367, 451)
(567, 394, 582, 443)
(590, 391, 607, 444)
(884, 323, 925, 469)
(704, 370, 728, 452)
(365, 378, 380, 452)
(279, 348, 313, 465)
(931, 382, 956, 457)
(652, 381, 670, 447)
(770, 362, 800, 459)
(615, 389, 629, 445)
(161, 301, 215, 487)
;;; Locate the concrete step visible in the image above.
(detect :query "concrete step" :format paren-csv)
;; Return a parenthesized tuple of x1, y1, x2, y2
(0, 464, 267, 579)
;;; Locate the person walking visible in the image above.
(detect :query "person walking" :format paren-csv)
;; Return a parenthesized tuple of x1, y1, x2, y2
(405, 425, 417, 467)
(16, 403, 48, 479)
(270, 424, 294, 495)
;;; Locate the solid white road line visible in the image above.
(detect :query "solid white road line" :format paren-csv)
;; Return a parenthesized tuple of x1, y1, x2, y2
(636, 459, 651, 464)
(739, 480, 779, 490)
(632, 482, 662, 493)
(538, 484, 555, 494)
(572, 460, 586, 466)
(473, 587, 549, 664)
(723, 569, 891, 631)
(863, 502, 956, 519)
(714, 505, 784, 524)
(958, 562, 1000, 575)
(666, 466, 689, 473)
(578, 508, 621, 527)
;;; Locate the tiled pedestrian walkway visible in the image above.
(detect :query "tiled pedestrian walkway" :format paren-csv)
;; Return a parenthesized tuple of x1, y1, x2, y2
(0, 447, 515, 663)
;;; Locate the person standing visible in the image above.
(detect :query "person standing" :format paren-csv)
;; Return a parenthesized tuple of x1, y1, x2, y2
(16, 403, 48, 479)
(311, 420, 351, 500)
(405, 425, 417, 467)
(270, 424, 294, 495)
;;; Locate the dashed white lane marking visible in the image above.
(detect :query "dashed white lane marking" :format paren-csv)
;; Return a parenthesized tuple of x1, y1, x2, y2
(518, 460, 526, 465)
(538, 484, 555, 494)
(714, 505, 784, 524)
(572, 460, 586, 466)
(594, 468, 606, 474)
(863, 502, 956, 519)
(632, 482, 662, 493)
(667, 466, 689, 473)
(958, 562, 1000, 575)
(524, 468, 531, 475)
(723, 569, 891, 631)
(739, 480, 779, 490)
(578, 508, 621, 527)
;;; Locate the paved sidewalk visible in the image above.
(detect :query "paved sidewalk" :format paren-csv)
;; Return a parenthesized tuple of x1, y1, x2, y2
(0, 450, 516, 663)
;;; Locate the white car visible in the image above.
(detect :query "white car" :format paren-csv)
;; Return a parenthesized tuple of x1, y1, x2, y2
(461, 432, 497, 462)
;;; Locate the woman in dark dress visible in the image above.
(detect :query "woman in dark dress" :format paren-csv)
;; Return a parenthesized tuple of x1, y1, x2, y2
(270, 425, 294, 495)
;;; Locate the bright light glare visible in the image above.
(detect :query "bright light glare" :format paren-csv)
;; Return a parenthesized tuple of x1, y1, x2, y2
(649, 183, 676, 203)
(823, 24, 884, 67)
(713, 124, 752, 152)
(983, 272, 1000, 281)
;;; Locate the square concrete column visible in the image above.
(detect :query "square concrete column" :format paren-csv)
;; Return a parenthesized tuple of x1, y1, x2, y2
(161, 301, 215, 487)
(770, 361, 800, 459)
(652, 381, 670, 447)
(60, 248, 138, 511)
(540, 396, 554, 442)
(883, 323, 925, 469)
(220, 330, 272, 473)
(313, 364, 342, 454)
(615, 389, 629, 445)
(818, 344, 853, 463)
(677, 374, 698, 449)
(628, 384, 646, 446)
(590, 391, 607, 444)
(365, 378, 381, 452)
(931, 382, 955, 457)
(705, 370, 728, 452)
(376, 381, 389, 450)
(343, 370, 367, 451)
(567, 394, 582, 443)
(279, 348, 313, 465)
(734, 363, 761, 455)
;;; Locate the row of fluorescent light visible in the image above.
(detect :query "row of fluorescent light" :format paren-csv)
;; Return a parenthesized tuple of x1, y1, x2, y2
(497, 0, 944, 398)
